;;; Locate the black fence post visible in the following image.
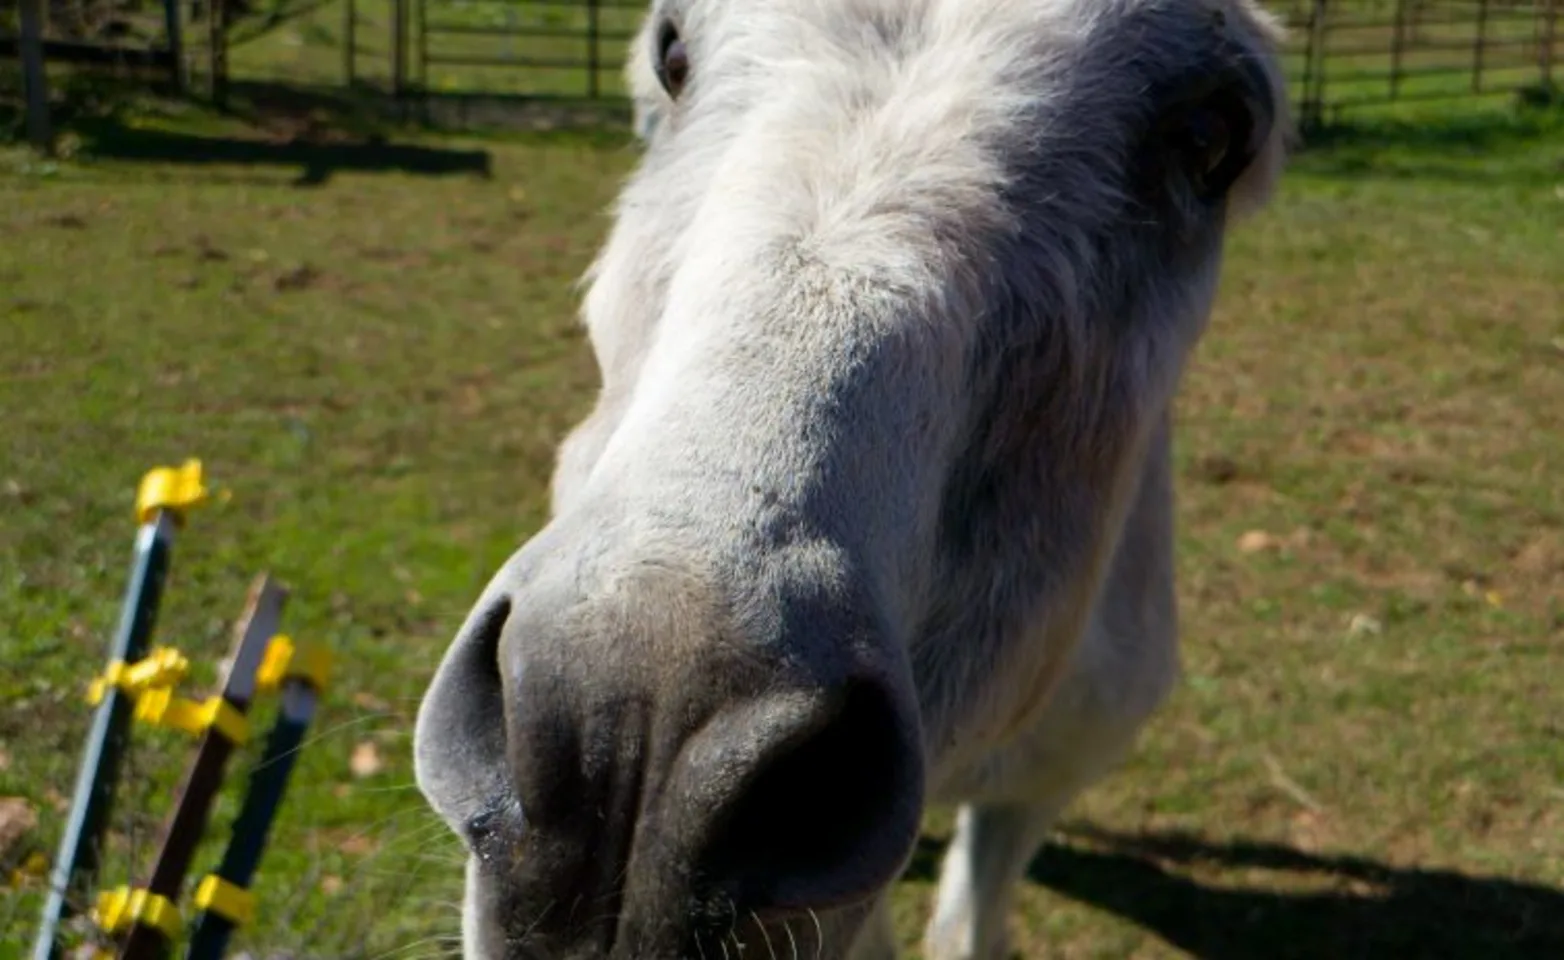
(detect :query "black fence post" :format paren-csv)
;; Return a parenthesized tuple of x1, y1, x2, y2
(162, 0, 185, 93)
(183, 645, 329, 960)
(18, 0, 52, 155)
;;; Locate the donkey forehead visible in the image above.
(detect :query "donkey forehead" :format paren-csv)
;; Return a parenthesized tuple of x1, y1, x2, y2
(592, 0, 1283, 387)
(613, 0, 1283, 275)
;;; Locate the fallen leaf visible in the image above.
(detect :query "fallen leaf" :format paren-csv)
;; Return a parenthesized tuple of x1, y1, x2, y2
(1347, 613, 1382, 637)
(273, 264, 321, 292)
(43, 789, 68, 813)
(1513, 536, 1559, 575)
(0, 747, 10, 771)
(340, 834, 379, 857)
(320, 874, 344, 896)
(1236, 529, 1277, 554)
(351, 691, 389, 712)
(0, 797, 39, 860)
(1190, 454, 1240, 485)
(349, 740, 383, 778)
(11, 850, 49, 889)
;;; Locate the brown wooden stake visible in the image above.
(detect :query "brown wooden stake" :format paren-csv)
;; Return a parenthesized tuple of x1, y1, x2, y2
(114, 575, 288, 960)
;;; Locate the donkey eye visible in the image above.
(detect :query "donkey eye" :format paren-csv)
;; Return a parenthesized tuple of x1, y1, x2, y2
(1183, 106, 1231, 181)
(655, 23, 690, 99)
(1168, 85, 1258, 202)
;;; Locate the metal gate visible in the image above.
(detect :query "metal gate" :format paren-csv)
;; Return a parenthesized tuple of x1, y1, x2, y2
(341, 0, 644, 100)
(1279, 0, 1560, 128)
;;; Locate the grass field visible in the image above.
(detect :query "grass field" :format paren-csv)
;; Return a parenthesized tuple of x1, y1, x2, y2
(2, 83, 1563, 958)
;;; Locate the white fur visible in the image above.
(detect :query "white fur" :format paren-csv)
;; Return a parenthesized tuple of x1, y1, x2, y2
(417, 0, 1290, 956)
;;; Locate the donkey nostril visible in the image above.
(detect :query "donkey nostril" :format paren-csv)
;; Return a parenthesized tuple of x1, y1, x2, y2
(471, 598, 511, 688)
(415, 597, 515, 834)
(698, 679, 924, 912)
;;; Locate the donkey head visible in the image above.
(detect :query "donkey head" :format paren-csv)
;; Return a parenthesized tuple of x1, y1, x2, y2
(416, 1, 1288, 956)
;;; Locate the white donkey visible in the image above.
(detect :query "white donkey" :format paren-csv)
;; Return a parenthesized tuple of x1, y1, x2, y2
(416, 0, 1290, 957)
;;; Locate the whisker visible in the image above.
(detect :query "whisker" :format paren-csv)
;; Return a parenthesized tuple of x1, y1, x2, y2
(354, 780, 429, 794)
(247, 713, 394, 773)
(368, 934, 463, 960)
(752, 910, 777, 960)
(509, 897, 556, 949)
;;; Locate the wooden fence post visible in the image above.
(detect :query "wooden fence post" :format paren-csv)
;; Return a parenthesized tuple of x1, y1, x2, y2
(416, 0, 427, 93)
(17, 0, 52, 155)
(1472, 0, 1489, 92)
(162, 0, 185, 93)
(343, 0, 356, 86)
(392, 0, 406, 97)
(1390, 0, 1407, 99)
(1543, 0, 1558, 88)
(587, 0, 600, 99)
(1300, 0, 1330, 130)
(208, 0, 228, 106)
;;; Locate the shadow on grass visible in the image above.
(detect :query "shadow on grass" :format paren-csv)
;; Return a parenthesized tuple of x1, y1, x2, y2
(906, 825, 1564, 958)
(4, 76, 636, 184)
(74, 116, 494, 186)
(216, 79, 634, 143)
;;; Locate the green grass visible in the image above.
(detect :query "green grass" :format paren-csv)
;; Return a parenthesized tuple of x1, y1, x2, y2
(1, 92, 1563, 958)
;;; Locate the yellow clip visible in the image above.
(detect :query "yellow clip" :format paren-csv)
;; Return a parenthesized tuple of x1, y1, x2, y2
(135, 459, 209, 525)
(194, 873, 256, 926)
(86, 647, 190, 706)
(255, 634, 333, 694)
(133, 688, 249, 744)
(94, 885, 182, 939)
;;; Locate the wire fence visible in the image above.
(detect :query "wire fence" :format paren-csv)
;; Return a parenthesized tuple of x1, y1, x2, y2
(0, 0, 183, 88)
(1275, 0, 1560, 126)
